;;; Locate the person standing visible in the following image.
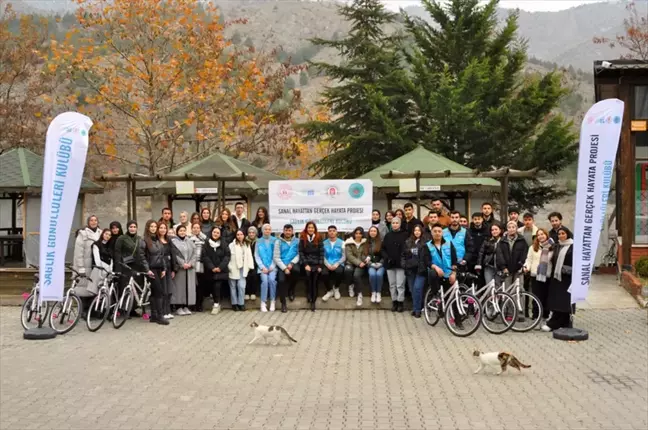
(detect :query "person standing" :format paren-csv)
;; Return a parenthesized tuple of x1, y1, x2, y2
(216, 208, 237, 246)
(157, 223, 176, 320)
(344, 226, 368, 307)
(201, 227, 230, 315)
(459, 215, 469, 228)
(523, 228, 553, 329)
(366, 226, 384, 304)
(430, 199, 451, 227)
(138, 220, 169, 325)
(371, 210, 388, 238)
(171, 225, 196, 316)
(401, 225, 426, 318)
(231, 202, 251, 233)
(199, 207, 215, 237)
(89, 228, 113, 295)
(322, 225, 346, 302)
(381, 217, 408, 312)
(508, 207, 524, 228)
(188, 223, 206, 312)
(107, 221, 123, 257)
(384, 211, 395, 234)
(475, 223, 504, 285)
(257, 224, 278, 312)
(160, 207, 175, 237)
(190, 212, 200, 228)
(496, 221, 529, 291)
(245, 226, 259, 301)
(173, 211, 191, 232)
(252, 207, 270, 232)
(548, 212, 564, 243)
(443, 211, 473, 269)
(299, 221, 323, 312)
(73, 215, 101, 296)
(228, 230, 254, 311)
(518, 212, 538, 247)
(481, 202, 499, 231)
(425, 211, 440, 236)
(542, 227, 574, 332)
(468, 212, 488, 271)
(114, 220, 142, 299)
(402, 203, 424, 235)
(423, 224, 458, 324)
(273, 224, 300, 313)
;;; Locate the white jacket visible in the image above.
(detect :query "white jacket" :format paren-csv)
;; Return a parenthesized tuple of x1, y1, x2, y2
(73, 227, 101, 275)
(523, 245, 553, 277)
(228, 241, 254, 280)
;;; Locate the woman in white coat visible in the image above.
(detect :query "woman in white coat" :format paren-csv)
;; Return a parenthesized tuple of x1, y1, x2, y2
(73, 215, 101, 296)
(228, 230, 254, 311)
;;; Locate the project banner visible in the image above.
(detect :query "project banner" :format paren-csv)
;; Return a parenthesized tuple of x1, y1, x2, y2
(268, 180, 373, 232)
(39, 112, 93, 301)
(570, 99, 623, 303)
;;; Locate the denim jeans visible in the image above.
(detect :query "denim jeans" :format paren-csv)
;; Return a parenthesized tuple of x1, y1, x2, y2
(407, 273, 426, 313)
(260, 270, 277, 301)
(229, 268, 246, 305)
(368, 266, 385, 293)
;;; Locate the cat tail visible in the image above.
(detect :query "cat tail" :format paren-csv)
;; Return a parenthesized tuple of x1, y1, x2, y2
(511, 356, 531, 368)
(279, 327, 297, 343)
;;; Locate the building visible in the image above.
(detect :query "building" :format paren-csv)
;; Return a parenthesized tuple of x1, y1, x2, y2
(594, 60, 648, 266)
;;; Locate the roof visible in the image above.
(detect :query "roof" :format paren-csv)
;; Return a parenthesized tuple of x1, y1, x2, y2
(593, 59, 648, 79)
(0, 148, 103, 193)
(137, 152, 285, 195)
(357, 146, 500, 191)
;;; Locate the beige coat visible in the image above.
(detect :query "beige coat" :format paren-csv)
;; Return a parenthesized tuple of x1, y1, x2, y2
(523, 245, 553, 277)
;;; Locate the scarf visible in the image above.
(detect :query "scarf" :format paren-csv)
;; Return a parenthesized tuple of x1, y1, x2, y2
(234, 242, 245, 268)
(507, 234, 517, 250)
(307, 234, 314, 243)
(554, 239, 573, 282)
(536, 238, 553, 283)
(208, 239, 221, 249)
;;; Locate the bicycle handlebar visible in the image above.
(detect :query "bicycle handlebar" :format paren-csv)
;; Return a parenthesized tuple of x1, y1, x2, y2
(93, 266, 122, 277)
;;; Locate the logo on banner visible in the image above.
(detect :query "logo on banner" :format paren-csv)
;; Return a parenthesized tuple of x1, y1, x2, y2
(326, 186, 339, 198)
(348, 183, 364, 199)
(587, 114, 622, 125)
(277, 184, 293, 200)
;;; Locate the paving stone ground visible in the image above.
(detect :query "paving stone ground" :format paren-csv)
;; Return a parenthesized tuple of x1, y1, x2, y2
(1, 306, 647, 430)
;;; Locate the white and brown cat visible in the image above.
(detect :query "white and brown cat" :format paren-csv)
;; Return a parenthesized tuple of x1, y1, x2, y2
(473, 349, 531, 375)
(248, 321, 298, 346)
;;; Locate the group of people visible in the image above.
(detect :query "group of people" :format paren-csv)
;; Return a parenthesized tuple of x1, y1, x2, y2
(72, 200, 575, 332)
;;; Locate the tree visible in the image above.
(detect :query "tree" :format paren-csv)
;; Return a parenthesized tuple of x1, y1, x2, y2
(299, 70, 309, 86)
(399, 0, 577, 209)
(593, 1, 648, 60)
(0, 1, 54, 154)
(48, 0, 307, 175)
(285, 76, 296, 90)
(300, 0, 414, 178)
(232, 30, 242, 45)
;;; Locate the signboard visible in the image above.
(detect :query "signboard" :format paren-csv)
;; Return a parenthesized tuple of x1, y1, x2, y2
(174, 181, 219, 194)
(399, 179, 441, 193)
(420, 185, 441, 191)
(268, 180, 373, 232)
(631, 120, 647, 132)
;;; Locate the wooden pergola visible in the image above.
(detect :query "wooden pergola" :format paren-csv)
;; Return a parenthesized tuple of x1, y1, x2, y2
(380, 167, 543, 219)
(95, 173, 257, 222)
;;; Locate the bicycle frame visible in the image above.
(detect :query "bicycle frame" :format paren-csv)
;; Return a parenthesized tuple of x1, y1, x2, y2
(495, 273, 524, 311)
(121, 274, 151, 310)
(436, 281, 467, 316)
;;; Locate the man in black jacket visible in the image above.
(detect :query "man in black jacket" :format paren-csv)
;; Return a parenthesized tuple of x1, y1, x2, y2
(468, 212, 488, 271)
(381, 217, 409, 312)
(402, 202, 423, 235)
(231, 201, 251, 233)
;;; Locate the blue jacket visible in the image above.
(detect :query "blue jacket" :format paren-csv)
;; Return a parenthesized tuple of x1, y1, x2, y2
(323, 238, 345, 266)
(254, 236, 276, 272)
(443, 227, 468, 262)
(273, 235, 300, 270)
(424, 239, 455, 278)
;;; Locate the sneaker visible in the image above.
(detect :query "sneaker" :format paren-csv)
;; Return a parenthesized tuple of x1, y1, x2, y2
(211, 304, 220, 315)
(269, 301, 276, 312)
(250, 294, 256, 301)
(334, 288, 341, 300)
(376, 293, 381, 303)
(176, 308, 186, 316)
(260, 302, 267, 312)
(356, 294, 363, 307)
(534, 320, 544, 330)
(322, 290, 334, 302)
(370, 292, 376, 303)
(167, 313, 175, 319)
(163, 314, 172, 319)
(244, 295, 250, 300)
(183, 307, 191, 315)
(541, 324, 552, 332)
(348, 284, 355, 298)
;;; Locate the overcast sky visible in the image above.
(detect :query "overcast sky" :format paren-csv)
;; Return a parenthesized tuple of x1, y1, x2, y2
(382, 0, 611, 12)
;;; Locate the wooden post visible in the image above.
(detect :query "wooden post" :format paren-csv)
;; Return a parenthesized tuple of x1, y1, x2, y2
(11, 193, 17, 231)
(618, 81, 633, 265)
(131, 180, 137, 223)
(466, 191, 471, 218)
(500, 170, 509, 221)
(126, 178, 132, 221)
(415, 170, 421, 220)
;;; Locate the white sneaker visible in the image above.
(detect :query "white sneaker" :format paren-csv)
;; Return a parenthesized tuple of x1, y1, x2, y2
(376, 293, 382, 303)
(211, 304, 220, 315)
(370, 292, 376, 303)
(251, 294, 256, 301)
(334, 288, 341, 300)
(167, 313, 174, 319)
(183, 307, 191, 315)
(356, 294, 363, 307)
(269, 301, 276, 312)
(535, 319, 544, 330)
(541, 324, 552, 332)
(244, 294, 250, 300)
(261, 302, 267, 312)
(176, 308, 186, 316)
(163, 313, 173, 319)
(348, 284, 355, 298)
(322, 290, 334, 302)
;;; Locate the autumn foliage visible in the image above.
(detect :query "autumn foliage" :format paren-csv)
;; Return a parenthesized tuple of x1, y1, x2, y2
(593, 1, 648, 61)
(47, 0, 308, 174)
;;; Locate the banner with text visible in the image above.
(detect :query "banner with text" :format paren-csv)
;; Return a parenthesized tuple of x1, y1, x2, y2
(571, 99, 623, 303)
(39, 112, 93, 301)
(268, 180, 373, 232)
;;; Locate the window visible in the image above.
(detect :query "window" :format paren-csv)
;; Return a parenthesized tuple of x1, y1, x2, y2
(636, 162, 648, 244)
(635, 85, 648, 119)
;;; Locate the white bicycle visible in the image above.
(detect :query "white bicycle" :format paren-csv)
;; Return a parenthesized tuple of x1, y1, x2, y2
(112, 264, 152, 329)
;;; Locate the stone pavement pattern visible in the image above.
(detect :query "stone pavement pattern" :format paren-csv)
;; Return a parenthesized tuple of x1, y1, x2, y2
(1, 307, 647, 430)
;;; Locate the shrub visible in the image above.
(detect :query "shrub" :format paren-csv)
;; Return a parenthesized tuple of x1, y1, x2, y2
(634, 257, 648, 278)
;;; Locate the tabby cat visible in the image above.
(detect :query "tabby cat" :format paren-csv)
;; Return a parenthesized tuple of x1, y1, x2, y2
(248, 321, 298, 345)
(473, 349, 531, 375)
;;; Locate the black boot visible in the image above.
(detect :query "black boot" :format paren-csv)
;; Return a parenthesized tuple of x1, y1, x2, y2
(281, 299, 287, 313)
(310, 300, 316, 312)
(391, 301, 398, 312)
(153, 298, 169, 325)
(232, 304, 239, 312)
(289, 285, 295, 302)
(397, 301, 404, 313)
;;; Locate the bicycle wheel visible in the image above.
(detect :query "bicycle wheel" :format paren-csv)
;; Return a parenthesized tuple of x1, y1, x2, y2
(444, 293, 482, 337)
(510, 291, 543, 332)
(113, 288, 133, 329)
(20, 294, 49, 330)
(423, 288, 441, 326)
(86, 291, 110, 332)
(49, 293, 82, 335)
(481, 292, 517, 335)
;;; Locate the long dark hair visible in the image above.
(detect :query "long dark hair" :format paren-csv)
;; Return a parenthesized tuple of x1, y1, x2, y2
(216, 208, 236, 230)
(408, 225, 424, 245)
(200, 207, 212, 222)
(300, 221, 321, 245)
(253, 206, 269, 227)
(94, 228, 112, 248)
(143, 220, 158, 248)
(367, 226, 382, 254)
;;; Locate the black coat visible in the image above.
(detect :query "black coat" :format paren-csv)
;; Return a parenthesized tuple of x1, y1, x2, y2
(468, 223, 489, 267)
(477, 238, 499, 268)
(482, 215, 499, 233)
(201, 240, 231, 280)
(495, 236, 528, 273)
(403, 217, 424, 235)
(366, 239, 383, 265)
(401, 238, 426, 275)
(139, 236, 167, 272)
(381, 229, 408, 269)
(218, 223, 236, 247)
(114, 234, 141, 268)
(548, 244, 573, 313)
(299, 238, 323, 267)
(230, 216, 251, 235)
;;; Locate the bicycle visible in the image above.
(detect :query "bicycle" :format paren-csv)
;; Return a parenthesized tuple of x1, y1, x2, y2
(464, 272, 518, 335)
(497, 270, 543, 332)
(86, 267, 121, 332)
(48, 266, 84, 335)
(113, 264, 152, 329)
(423, 276, 483, 337)
(20, 265, 50, 330)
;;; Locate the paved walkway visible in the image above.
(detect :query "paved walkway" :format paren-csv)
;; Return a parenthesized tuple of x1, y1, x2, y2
(1, 306, 646, 430)
(577, 274, 640, 309)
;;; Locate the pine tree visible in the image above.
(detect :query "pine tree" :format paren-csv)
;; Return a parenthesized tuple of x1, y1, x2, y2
(300, 0, 414, 178)
(400, 0, 577, 208)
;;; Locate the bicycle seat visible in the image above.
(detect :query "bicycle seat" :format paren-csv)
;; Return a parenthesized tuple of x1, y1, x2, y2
(33, 273, 39, 280)
(463, 273, 479, 280)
